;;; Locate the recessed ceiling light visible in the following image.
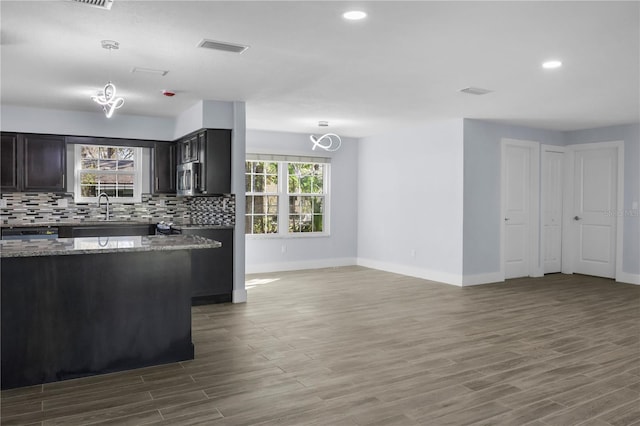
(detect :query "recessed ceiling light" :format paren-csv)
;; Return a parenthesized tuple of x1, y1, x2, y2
(343, 10, 367, 20)
(542, 60, 562, 69)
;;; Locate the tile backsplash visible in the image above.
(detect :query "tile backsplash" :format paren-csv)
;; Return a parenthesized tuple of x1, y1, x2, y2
(0, 193, 235, 226)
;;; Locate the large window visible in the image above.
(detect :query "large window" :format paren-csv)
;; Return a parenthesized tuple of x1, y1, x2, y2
(245, 161, 279, 234)
(245, 155, 330, 236)
(288, 162, 325, 233)
(74, 144, 143, 203)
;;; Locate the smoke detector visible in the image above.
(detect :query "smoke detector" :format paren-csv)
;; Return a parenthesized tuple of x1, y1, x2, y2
(71, 0, 114, 10)
(101, 40, 119, 50)
(459, 87, 493, 96)
(197, 39, 250, 54)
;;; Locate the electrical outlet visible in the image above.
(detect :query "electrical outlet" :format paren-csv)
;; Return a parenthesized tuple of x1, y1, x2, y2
(281, 244, 287, 254)
(0, 199, 6, 208)
(57, 198, 68, 208)
(410, 249, 416, 258)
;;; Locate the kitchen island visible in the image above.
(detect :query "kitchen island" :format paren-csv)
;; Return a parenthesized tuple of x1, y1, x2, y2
(0, 235, 220, 390)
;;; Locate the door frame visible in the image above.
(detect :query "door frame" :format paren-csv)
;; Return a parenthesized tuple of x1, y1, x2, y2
(500, 138, 542, 280)
(541, 144, 566, 274)
(562, 140, 625, 279)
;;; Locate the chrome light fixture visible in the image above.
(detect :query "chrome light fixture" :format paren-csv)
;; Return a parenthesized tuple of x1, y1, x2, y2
(92, 81, 124, 118)
(91, 40, 124, 118)
(310, 121, 342, 152)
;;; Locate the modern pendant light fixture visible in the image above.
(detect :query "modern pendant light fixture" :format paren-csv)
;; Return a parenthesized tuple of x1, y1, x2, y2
(309, 121, 342, 152)
(91, 40, 124, 118)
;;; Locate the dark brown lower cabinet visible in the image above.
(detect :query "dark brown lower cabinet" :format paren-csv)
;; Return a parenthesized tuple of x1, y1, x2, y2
(1, 250, 194, 389)
(180, 228, 233, 304)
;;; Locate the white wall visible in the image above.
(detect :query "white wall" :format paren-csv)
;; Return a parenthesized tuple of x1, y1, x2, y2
(357, 119, 465, 285)
(462, 119, 566, 283)
(230, 102, 247, 302)
(173, 100, 236, 140)
(1, 105, 175, 140)
(566, 123, 640, 282)
(5, 104, 636, 287)
(245, 129, 358, 273)
(462, 119, 639, 285)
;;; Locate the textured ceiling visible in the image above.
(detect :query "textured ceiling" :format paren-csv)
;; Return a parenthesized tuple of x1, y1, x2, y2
(1, 1, 638, 137)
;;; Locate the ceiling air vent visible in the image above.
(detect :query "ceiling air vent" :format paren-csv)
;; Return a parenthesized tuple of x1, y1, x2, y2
(197, 39, 249, 54)
(460, 87, 493, 95)
(71, 0, 113, 10)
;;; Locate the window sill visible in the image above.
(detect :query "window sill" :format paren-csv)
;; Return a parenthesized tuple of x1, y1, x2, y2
(246, 232, 330, 240)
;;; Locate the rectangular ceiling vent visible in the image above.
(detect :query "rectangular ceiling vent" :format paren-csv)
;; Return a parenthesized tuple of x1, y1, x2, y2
(131, 67, 169, 76)
(71, 0, 114, 10)
(197, 39, 249, 54)
(460, 87, 493, 96)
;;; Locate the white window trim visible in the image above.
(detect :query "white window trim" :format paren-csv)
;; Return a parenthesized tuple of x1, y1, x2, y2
(246, 164, 279, 235)
(245, 156, 331, 238)
(74, 144, 143, 203)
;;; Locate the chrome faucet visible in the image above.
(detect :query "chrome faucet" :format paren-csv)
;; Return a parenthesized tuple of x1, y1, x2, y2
(98, 192, 110, 221)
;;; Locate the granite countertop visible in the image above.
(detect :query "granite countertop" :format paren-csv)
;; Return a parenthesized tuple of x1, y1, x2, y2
(0, 221, 154, 228)
(0, 235, 221, 258)
(1, 221, 234, 229)
(172, 224, 234, 230)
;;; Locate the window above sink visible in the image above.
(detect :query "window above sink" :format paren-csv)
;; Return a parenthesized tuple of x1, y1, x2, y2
(74, 144, 143, 203)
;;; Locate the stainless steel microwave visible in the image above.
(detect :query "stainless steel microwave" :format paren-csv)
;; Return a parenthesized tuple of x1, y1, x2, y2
(177, 162, 200, 196)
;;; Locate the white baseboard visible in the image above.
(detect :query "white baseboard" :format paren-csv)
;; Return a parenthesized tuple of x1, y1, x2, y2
(462, 272, 505, 286)
(356, 258, 463, 286)
(616, 272, 640, 285)
(232, 289, 247, 303)
(245, 257, 357, 275)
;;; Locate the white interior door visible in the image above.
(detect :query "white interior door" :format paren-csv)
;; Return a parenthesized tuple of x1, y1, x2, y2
(543, 149, 564, 273)
(571, 146, 618, 278)
(503, 142, 535, 279)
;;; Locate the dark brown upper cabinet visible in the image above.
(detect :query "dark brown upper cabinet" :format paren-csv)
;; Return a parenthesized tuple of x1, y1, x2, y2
(1, 133, 19, 192)
(200, 129, 231, 195)
(1, 133, 66, 193)
(176, 129, 231, 195)
(152, 142, 176, 194)
(23, 134, 66, 192)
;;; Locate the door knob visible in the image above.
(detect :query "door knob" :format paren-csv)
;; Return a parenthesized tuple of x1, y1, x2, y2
(574, 216, 582, 221)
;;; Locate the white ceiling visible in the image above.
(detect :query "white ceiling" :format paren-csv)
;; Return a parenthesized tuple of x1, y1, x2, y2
(1, 1, 638, 138)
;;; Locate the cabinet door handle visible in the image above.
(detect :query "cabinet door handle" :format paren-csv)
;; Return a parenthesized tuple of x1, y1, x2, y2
(62, 173, 65, 188)
(155, 177, 159, 191)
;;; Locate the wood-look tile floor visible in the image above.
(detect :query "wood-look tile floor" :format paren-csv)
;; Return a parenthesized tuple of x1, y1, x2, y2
(2, 267, 639, 425)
